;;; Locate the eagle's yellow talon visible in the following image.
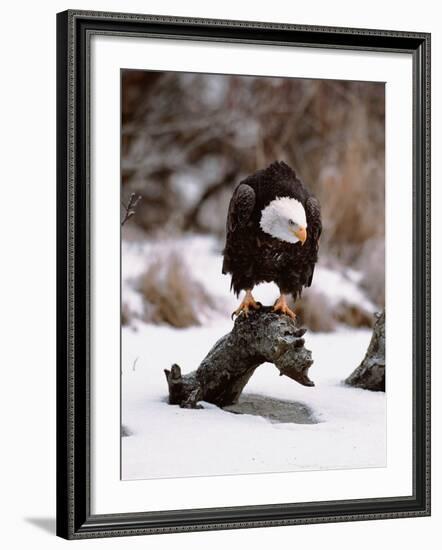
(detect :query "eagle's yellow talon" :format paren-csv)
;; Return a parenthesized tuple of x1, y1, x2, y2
(232, 290, 260, 319)
(273, 294, 297, 320)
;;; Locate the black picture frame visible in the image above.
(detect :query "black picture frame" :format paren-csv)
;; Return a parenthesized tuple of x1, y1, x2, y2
(56, 9, 431, 540)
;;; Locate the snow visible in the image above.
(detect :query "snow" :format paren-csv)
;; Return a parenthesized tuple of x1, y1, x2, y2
(121, 235, 385, 480)
(122, 322, 385, 480)
(313, 266, 376, 312)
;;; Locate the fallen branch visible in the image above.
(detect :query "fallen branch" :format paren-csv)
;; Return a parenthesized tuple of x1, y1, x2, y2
(164, 307, 314, 409)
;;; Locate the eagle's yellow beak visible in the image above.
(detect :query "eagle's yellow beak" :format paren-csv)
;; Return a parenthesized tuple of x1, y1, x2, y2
(294, 226, 307, 245)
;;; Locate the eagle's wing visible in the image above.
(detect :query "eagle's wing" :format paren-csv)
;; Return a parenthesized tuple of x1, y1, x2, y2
(305, 195, 322, 287)
(226, 183, 256, 233)
(222, 183, 256, 276)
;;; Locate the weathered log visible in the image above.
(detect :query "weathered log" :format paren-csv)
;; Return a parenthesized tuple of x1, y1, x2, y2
(345, 310, 385, 391)
(164, 306, 314, 409)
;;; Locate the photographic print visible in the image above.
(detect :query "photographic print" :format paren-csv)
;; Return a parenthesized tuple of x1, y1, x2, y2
(57, 10, 430, 538)
(120, 70, 386, 481)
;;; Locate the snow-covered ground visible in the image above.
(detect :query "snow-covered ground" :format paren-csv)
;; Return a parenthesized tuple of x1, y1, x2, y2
(121, 235, 386, 481)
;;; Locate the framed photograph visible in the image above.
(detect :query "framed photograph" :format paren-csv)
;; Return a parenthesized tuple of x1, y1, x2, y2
(56, 10, 431, 539)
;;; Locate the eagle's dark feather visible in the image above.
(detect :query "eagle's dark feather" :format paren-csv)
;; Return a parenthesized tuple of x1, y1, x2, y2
(222, 161, 322, 298)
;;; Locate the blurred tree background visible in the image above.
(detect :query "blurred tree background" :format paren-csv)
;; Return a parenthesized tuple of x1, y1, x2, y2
(121, 70, 385, 329)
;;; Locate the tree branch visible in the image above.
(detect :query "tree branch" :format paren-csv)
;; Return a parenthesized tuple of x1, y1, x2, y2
(345, 310, 385, 391)
(164, 307, 314, 409)
(121, 192, 142, 226)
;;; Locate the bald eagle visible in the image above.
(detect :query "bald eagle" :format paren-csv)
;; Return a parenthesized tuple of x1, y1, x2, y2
(222, 161, 322, 319)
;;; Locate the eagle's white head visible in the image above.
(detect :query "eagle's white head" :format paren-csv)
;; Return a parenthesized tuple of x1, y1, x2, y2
(259, 196, 307, 245)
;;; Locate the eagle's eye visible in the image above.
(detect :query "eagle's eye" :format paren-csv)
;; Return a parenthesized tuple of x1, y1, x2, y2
(288, 219, 295, 226)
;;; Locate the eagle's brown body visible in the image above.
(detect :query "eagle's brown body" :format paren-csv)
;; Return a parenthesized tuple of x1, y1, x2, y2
(222, 162, 322, 299)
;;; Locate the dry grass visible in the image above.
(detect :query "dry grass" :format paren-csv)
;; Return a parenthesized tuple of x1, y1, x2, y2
(139, 251, 215, 328)
(335, 302, 374, 329)
(357, 238, 385, 307)
(318, 103, 385, 263)
(121, 303, 130, 326)
(294, 289, 374, 333)
(295, 291, 336, 333)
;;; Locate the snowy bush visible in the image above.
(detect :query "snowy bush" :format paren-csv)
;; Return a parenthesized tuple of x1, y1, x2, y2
(296, 289, 374, 333)
(138, 250, 216, 328)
